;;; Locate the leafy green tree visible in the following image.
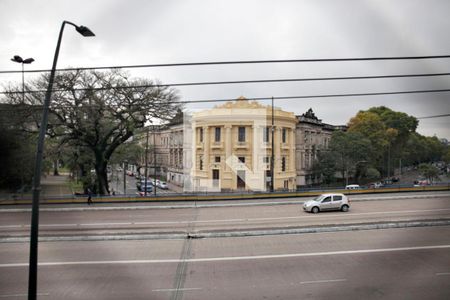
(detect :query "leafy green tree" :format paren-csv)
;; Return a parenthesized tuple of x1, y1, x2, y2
(348, 107, 419, 176)
(418, 163, 440, 183)
(329, 131, 372, 185)
(5, 69, 181, 195)
(312, 151, 337, 185)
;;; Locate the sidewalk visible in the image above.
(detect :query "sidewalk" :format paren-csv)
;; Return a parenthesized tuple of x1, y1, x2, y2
(41, 173, 73, 198)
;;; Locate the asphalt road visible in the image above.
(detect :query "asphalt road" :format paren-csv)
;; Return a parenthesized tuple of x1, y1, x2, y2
(1, 192, 449, 299)
(0, 226, 449, 299)
(0, 193, 449, 238)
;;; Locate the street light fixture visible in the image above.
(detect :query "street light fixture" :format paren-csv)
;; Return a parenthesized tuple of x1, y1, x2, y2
(28, 20, 94, 300)
(11, 55, 35, 102)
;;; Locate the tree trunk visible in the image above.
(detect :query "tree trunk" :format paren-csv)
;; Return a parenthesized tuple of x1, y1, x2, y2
(93, 148, 110, 195)
(95, 160, 109, 195)
(53, 159, 59, 176)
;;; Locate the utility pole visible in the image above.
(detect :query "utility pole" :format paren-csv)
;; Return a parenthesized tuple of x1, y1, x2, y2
(144, 129, 149, 196)
(153, 125, 157, 196)
(270, 97, 275, 192)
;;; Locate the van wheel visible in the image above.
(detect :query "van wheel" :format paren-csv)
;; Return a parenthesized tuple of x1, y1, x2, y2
(311, 207, 319, 214)
(341, 205, 349, 212)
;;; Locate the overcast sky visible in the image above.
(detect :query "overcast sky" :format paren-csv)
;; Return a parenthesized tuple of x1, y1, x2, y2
(1, 0, 449, 139)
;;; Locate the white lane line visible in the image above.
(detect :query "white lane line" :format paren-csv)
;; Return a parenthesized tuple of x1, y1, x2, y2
(436, 272, 450, 276)
(2, 207, 450, 229)
(79, 222, 133, 226)
(0, 293, 49, 298)
(300, 278, 347, 284)
(1, 244, 449, 268)
(152, 287, 202, 292)
(0, 225, 24, 229)
(40, 223, 78, 227)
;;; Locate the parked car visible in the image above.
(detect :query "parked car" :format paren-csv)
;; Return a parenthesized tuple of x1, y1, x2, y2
(157, 181, 168, 189)
(137, 184, 153, 193)
(369, 182, 384, 189)
(136, 180, 153, 191)
(345, 184, 361, 190)
(303, 193, 350, 213)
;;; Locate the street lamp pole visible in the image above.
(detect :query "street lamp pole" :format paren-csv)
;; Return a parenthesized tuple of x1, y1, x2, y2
(11, 55, 34, 198)
(28, 20, 94, 300)
(11, 55, 35, 102)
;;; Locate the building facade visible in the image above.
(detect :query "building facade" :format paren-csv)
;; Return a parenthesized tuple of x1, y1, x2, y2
(136, 99, 343, 191)
(295, 109, 338, 186)
(189, 97, 297, 192)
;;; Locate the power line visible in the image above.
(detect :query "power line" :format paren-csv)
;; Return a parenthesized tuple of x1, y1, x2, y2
(184, 88, 450, 104)
(417, 114, 450, 119)
(2, 72, 450, 95)
(1, 88, 449, 111)
(1, 54, 450, 74)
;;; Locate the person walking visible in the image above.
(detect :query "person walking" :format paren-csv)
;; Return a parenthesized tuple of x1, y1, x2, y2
(87, 188, 93, 205)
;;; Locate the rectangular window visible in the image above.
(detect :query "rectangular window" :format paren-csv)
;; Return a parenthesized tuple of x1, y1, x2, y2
(263, 156, 270, 164)
(281, 157, 286, 171)
(199, 156, 203, 170)
(199, 128, 203, 142)
(215, 156, 221, 163)
(282, 128, 287, 143)
(238, 156, 245, 163)
(263, 127, 270, 143)
(238, 126, 246, 142)
(215, 127, 221, 142)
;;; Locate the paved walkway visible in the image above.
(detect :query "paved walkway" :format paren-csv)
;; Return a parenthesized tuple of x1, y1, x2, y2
(41, 174, 73, 198)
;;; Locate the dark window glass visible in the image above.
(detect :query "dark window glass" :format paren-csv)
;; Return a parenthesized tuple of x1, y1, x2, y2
(322, 196, 331, 203)
(238, 156, 245, 163)
(215, 127, 221, 142)
(199, 128, 203, 142)
(282, 128, 287, 143)
(281, 157, 286, 171)
(215, 156, 221, 163)
(263, 127, 270, 142)
(333, 195, 342, 201)
(238, 126, 246, 142)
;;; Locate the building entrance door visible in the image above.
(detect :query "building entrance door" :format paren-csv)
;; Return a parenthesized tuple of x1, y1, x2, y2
(237, 170, 246, 189)
(212, 169, 220, 187)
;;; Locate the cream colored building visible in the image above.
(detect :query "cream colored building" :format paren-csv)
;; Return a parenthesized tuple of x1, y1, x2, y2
(189, 97, 297, 192)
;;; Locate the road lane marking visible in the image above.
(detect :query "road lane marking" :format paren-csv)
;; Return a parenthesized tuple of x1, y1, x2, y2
(0, 244, 449, 268)
(0, 293, 49, 298)
(79, 222, 133, 226)
(7, 207, 450, 227)
(436, 272, 450, 276)
(300, 279, 347, 284)
(2, 207, 450, 229)
(152, 288, 202, 292)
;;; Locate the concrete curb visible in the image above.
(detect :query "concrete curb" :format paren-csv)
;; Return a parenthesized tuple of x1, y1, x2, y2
(2, 219, 449, 243)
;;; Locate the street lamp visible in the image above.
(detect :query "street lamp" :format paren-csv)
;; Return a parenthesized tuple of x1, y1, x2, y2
(11, 55, 35, 102)
(28, 20, 94, 300)
(11, 55, 34, 196)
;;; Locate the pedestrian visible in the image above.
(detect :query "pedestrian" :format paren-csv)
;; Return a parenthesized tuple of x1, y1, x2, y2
(87, 188, 93, 205)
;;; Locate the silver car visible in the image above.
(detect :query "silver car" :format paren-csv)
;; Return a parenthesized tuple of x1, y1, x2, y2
(303, 193, 350, 213)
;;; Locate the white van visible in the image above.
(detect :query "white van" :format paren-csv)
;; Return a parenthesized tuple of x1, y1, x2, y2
(345, 184, 361, 190)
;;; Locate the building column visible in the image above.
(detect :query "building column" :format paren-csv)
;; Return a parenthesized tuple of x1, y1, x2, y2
(289, 127, 295, 171)
(225, 125, 232, 171)
(203, 126, 210, 171)
(274, 126, 282, 172)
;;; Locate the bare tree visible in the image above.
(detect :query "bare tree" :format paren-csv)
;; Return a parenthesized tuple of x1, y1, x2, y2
(5, 69, 180, 195)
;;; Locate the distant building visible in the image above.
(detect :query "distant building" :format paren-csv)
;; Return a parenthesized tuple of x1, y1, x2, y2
(295, 108, 345, 186)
